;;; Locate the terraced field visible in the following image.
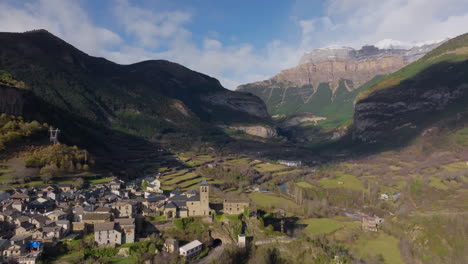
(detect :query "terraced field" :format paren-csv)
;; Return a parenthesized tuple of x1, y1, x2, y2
(318, 171, 364, 191)
(300, 217, 360, 236)
(253, 163, 289, 173)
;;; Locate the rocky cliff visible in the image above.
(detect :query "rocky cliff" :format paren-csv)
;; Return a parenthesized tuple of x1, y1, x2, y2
(238, 42, 442, 127)
(352, 33, 468, 144)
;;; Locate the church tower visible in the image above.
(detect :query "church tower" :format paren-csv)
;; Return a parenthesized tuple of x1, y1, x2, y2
(199, 179, 210, 215)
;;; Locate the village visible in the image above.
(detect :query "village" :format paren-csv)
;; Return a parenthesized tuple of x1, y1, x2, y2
(0, 152, 391, 264)
(0, 125, 392, 264)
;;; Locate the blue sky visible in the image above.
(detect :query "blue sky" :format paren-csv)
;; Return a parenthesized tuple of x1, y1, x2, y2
(1, 0, 468, 89)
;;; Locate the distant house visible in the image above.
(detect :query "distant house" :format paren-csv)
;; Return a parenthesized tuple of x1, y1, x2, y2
(379, 192, 401, 201)
(362, 216, 384, 231)
(277, 160, 302, 167)
(253, 186, 269, 193)
(179, 240, 202, 258)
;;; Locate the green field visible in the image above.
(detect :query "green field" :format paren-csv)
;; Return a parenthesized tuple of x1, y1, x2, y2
(162, 172, 198, 185)
(318, 172, 364, 191)
(429, 177, 449, 190)
(295, 181, 316, 189)
(272, 169, 302, 176)
(300, 218, 360, 236)
(352, 233, 404, 264)
(254, 163, 289, 173)
(223, 157, 252, 165)
(88, 177, 113, 184)
(248, 192, 299, 210)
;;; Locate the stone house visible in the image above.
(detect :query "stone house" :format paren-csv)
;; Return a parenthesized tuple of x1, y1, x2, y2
(223, 199, 249, 215)
(94, 223, 122, 246)
(362, 216, 384, 231)
(31, 215, 49, 229)
(112, 201, 133, 218)
(12, 200, 23, 211)
(115, 218, 135, 244)
(3, 244, 25, 261)
(46, 210, 68, 221)
(164, 238, 179, 253)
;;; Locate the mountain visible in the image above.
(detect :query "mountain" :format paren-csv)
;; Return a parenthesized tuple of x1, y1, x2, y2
(352, 32, 468, 144)
(237, 42, 442, 127)
(0, 30, 271, 172)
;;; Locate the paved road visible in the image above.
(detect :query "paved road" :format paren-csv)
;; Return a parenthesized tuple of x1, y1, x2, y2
(197, 245, 225, 264)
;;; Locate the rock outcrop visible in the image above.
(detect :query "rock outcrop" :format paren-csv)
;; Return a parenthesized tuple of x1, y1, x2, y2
(224, 125, 278, 138)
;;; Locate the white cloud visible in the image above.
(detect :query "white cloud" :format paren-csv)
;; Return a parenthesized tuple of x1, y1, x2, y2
(306, 0, 468, 48)
(1, 0, 468, 90)
(0, 0, 122, 56)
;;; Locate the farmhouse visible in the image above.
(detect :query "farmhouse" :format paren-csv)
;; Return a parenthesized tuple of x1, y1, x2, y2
(362, 216, 384, 231)
(223, 199, 249, 215)
(278, 160, 302, 167)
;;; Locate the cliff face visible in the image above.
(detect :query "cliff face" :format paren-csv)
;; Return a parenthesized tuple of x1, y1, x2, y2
(258, 55, 406, 92)
(352, 60, 468, 144)
(238, 43, 441, 127)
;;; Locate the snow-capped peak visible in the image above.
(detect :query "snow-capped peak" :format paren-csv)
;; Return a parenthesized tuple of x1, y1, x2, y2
(375, 38, 447, 50)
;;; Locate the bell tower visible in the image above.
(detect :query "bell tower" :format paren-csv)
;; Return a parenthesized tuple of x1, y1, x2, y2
(199, 179, 209, 215)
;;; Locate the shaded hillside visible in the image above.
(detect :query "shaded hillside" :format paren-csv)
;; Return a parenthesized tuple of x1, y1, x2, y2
(0, 30, 270, 135)
(0, 30, 273, 173)
(353, 32, 468, 144)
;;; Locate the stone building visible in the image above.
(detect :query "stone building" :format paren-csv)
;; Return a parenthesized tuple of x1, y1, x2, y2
(161, 180, 211, 219)
(223, 199, 249, 215)
(94, 223, 122, 246)
(112, 201, 133, 218)
(115, 218, 135, 244)
(361, 216, 384, 231)
(164, 238, 179, 253)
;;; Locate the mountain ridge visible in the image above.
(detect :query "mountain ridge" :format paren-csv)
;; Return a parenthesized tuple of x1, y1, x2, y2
(237, 41, 442, 128)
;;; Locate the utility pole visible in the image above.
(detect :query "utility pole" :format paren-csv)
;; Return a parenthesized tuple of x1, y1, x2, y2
(49, 127, 60, 144)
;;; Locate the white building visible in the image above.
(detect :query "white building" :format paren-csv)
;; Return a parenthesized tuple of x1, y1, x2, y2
(278, 160, 302, 167)
(179, 240, 202, 258)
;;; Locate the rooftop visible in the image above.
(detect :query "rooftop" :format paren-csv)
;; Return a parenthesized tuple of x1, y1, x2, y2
(180, 240, 202, 251)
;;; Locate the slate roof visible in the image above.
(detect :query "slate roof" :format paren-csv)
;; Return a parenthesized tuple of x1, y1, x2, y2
(187, 189, 198, 195)
(83, 213, 112, 221)
(170, 190, 182, 196)
(94, 222, 115, 232)
(187, 195, 200, 201)
(200, 179, 209, 186)
(166, 202, 177, 209)
(146, 195, 165, 203)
